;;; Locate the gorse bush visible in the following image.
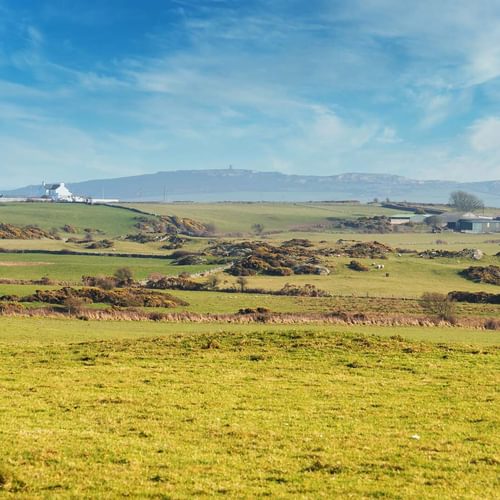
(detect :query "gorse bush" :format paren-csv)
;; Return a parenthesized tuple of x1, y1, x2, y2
(347, 260, 370, 272)
(21, 287, 188, 308)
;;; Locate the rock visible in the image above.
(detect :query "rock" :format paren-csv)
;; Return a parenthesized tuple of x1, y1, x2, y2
(472, 249, 484, 260)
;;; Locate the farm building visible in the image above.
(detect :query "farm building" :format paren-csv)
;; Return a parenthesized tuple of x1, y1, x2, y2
(456, 217, 500, 233)
(442, 212, 478, 230)
(389, 214, 429, 225)
(44, 182, 75, 202)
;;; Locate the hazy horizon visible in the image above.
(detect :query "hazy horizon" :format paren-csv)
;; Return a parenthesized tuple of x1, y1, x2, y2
(2, 1, 500, 188)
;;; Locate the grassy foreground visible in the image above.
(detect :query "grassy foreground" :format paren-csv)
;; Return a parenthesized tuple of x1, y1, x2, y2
(0, 319, 498, 498)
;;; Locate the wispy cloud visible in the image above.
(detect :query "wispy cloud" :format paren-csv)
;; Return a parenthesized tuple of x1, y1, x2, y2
(1, 0, 500, 187)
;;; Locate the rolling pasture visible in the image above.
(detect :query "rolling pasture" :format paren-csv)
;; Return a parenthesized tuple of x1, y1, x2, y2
(0, 201, 498, 498)
(0, 321, 498, 497)
(0, 202, 142, 237)
(0, 252, 215, 282)
(123, 201, 402, 234)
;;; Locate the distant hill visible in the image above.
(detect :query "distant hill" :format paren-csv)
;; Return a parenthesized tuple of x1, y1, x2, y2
(2, 169, 500, 205)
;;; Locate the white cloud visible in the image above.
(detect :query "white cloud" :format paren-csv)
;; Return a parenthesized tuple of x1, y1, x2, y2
(2, 0, 500, 187)
(377, 127, 401, 144)
(469, 117, 500, 152)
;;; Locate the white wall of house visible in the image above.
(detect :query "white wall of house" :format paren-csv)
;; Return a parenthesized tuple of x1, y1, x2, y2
(49, 183, 73, 201)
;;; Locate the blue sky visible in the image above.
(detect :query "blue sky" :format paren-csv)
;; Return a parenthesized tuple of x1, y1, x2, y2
(1, 0, 500, 188)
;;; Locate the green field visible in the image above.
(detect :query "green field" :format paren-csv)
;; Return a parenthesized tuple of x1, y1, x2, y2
(0, 201, 499, 498)
(232, 254, 500, 297)
(123, 202, 403, 234)
(1, 317, 499, 345)
(0, 203, 145, 237)
(0, 318, 498, 497)
(0, 250, 498, 299)
(0, 252, 217, 282)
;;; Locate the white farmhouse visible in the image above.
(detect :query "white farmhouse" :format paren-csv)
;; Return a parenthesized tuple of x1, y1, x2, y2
(43, 182, 74, 202)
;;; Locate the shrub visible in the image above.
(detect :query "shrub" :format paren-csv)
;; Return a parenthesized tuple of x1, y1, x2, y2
(23, 287, 188, 308)
(206, 274, 220, 290)
(0, 302, 25, 314)
(421, 292, 457, 322)
(114, 267, 134, 287)
(86, 239, 114, 249)
(267, 266, 293, 276)
(448, 291, 500, 304)
(348, 260, 369, 272)
(62, 224, 78, 234)
(460, 265, 500, 286)
(251, 223, 265, 235)
(95, 276, 116, 290)
(146, 276, 204, 291)
(484, 318, 500, 330)
(82, 275, 117, 290)
(238, 307, 271, 315)
(63, 296, 87, 314)
(277, 283, 331, 297)
(175, 255, 206, 265)
(170, 250, 197, 259)
(236, 276, 248, 292)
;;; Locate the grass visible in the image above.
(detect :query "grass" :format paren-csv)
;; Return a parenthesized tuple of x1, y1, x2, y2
(0, 202, 146, 237)
(233, 254, 500, 297)
(123, 202, 403, 234)
(0, 202, 498, 497)
(0, 317, 499, 345)
(270, 230, 500, 254)
(0, 320, 498, 497)
(0, 250, 498, 299)
(0, 252, 216, 281)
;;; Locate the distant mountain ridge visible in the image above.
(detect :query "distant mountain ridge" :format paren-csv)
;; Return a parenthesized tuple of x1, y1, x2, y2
(2, 169, 500, 205)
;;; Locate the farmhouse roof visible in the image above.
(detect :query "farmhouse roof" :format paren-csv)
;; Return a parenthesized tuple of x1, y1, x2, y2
(459, 217, 494, 223)
(440, 212, 477, 223)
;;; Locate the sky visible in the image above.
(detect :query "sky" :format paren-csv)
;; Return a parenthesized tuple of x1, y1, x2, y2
(1, 0, 500, 188)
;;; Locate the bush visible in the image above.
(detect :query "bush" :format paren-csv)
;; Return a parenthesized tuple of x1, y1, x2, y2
(82, 275, 117, 290)
(460, 265, 500, 286)
(206, 274, 220, 290)
(347, 260, 369, 272)
(421, 292, 457, 322)
(448, 291, 500, 304)
(63, 296, 87, 314)
(146, 276, 205, 291)
(277, 283, 331, 297)
(23, 287, 188, 308)
(484, 318, 500, 330)
(114, 267, 134, 287)
(238, 307, 271, 315)
(267, 266, 293, 276)
(86, 239, 114, 249)
(236, 276, 248, 292)
(175, 255, 206, 265)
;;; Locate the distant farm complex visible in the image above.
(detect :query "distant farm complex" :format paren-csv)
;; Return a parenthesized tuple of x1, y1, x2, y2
(0, 182, 119, 205)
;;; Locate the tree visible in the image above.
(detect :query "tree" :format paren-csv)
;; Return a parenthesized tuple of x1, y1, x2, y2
(236, 276, 248, 292)
(63, 296, 86, 315)
(449, 191, 484, 212)
(420, 292, 456, 322)
(206, 274, 220, 290)
(251, 223, 265, 235)
(114, 267, 134, 287)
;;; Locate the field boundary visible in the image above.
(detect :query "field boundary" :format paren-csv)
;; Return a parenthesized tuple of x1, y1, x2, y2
(0, 248, 172, 259)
